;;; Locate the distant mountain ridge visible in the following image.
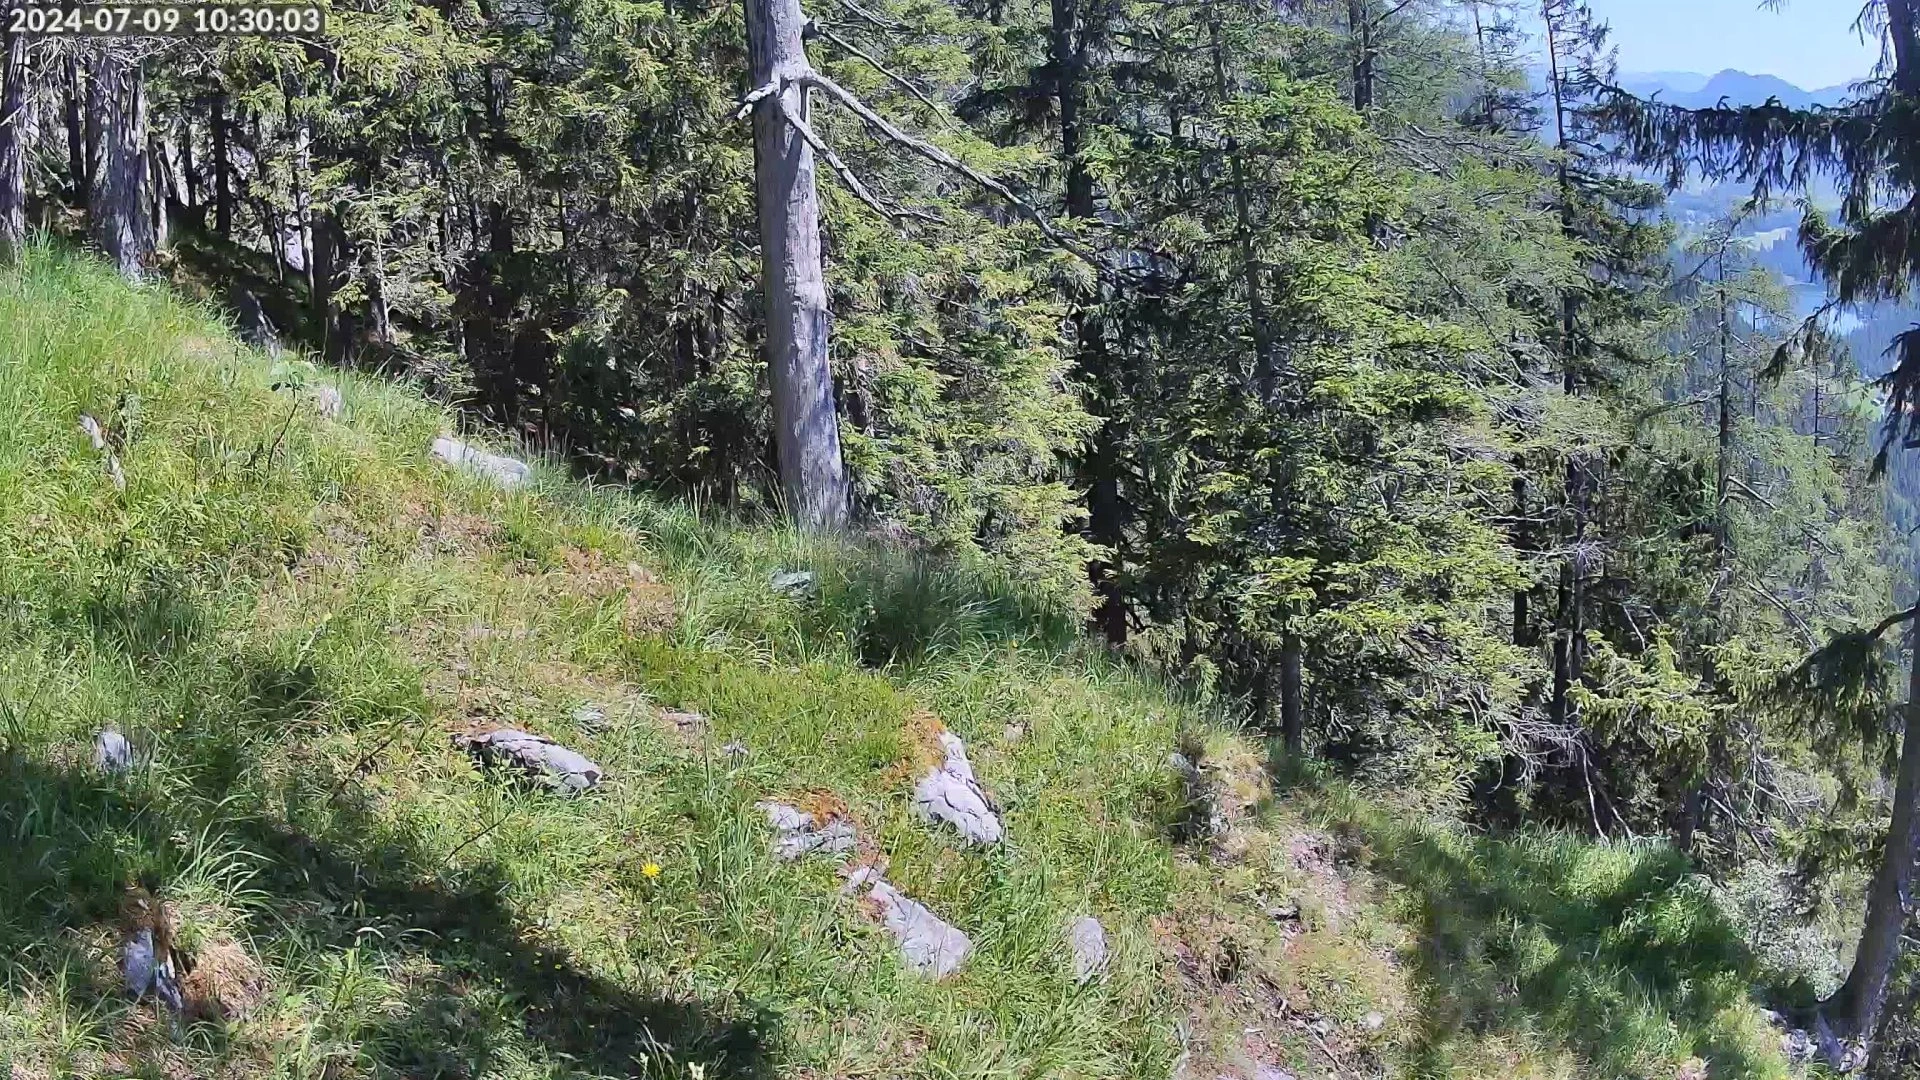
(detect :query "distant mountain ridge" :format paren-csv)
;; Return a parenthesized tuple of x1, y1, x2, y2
(1617, 69, 1858, 110)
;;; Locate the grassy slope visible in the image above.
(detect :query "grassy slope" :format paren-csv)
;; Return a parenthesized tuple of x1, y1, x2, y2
(0, 248, 1792, 1080)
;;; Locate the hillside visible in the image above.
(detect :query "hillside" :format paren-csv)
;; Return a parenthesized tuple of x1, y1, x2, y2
(0, 251, 1813, 1079)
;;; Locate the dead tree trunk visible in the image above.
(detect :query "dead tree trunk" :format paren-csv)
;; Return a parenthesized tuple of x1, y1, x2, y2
(89, 49, 153, 282)
(744, 0, 850, 531)
(0, 3, 27, 261)
(731, 0, 1092, 531)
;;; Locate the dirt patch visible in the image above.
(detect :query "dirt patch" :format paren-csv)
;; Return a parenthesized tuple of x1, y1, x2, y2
(287, 500, 499, 583)
(544, 548, 676, 633)
(413, 506, 501, 559)
(1160, 806, 1404, 1080)
(893, 709, 949, 782)
(656, 707, 708, 744)
(181, 940, 269, 1021)
(787, 788, 852, 823)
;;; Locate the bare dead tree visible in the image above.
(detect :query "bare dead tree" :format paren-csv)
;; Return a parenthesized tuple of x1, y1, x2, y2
(735, 0, 1109, 530)
(741, 0, 850, 531)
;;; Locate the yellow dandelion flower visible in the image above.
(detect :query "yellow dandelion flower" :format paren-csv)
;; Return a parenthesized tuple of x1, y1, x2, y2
(642, 862, 662, 878)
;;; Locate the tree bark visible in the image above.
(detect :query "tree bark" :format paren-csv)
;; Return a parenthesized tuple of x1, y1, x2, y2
(745, 0, 850, 531)
(1347, 0, 1375, 112)
(1206, 0, 1276, 395)
(1511, 468, 1532, 646)
(65, 56, 88, 202)
(1053, 0, 1130, 643)
(179, 116, 198, 211)
(1280, 632, 1305, 754)
(1680, 261, 1737, 854)
(88, 50, 153, 282)
(1544, 8, 1586, 732)
(0, 3, 27, 261)
(1820, 0, 1920, 1050)
(1824, 616, 1920, 1043)
(1891, 0, 1920, 97)
(210, 90, 232, 236)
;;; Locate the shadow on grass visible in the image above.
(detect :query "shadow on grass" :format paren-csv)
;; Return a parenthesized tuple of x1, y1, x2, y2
(0, 749, 777, 1079)
(1276, 767, 1776, 1079)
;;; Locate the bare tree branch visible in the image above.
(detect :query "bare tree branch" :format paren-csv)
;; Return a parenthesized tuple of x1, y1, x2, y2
(1867, 603, 1920, 642)
(735, 79, 782, 120)
(1745, 578, 1821, 649)
(799, 71, 1110, 272)
(809, 20, 959, 132)
(831, 0, 905, 31)
(775, 94, 940, 226)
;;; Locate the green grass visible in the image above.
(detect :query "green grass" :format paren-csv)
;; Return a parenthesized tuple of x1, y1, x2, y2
(1285, 774, 1792, 1080)
(0, 244, 1799, 1080)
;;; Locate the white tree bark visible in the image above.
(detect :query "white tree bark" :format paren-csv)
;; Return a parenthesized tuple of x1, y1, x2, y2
(745, 0, 850, 531)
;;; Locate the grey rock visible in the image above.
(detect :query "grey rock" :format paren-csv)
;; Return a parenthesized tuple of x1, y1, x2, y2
(839, 862, 881, 896)
(94, 728, 133, 773)
(1362, 1010, 1385, 1031)
(769, 570, 816, 597)
(1782, 1027, 1814, 1063)
(722, 739, 750, 759)
(1067, 915, 1108, 983)
(1169, 751, 1227, 844)
(79, 413, 109, 452)
(431, 436, 531, 488)
(758, 800, 858, 861)
(869, 879, 971, 979)
(122, 926, 155, 995)
(78, 414, 127, 491)
(456, 729, 603, 793)
(231, 288, 283, 356)
(572, 703, 608, 730)
(313, 385, 344, 419)
(122, 927, 182, 1012)
(783, 821, 857, 860)
(913, 732, 1003, 845)
(761, 801, 813, 832)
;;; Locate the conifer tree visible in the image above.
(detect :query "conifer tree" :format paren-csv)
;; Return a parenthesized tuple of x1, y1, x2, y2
(1597, 0, 1920, 1049)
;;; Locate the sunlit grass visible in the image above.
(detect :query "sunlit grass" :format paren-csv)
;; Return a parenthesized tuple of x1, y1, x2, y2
(0, 244, 1795, 1080)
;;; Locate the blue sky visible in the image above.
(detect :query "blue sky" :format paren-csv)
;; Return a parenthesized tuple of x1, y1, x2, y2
(1586, 0, 1879, 89)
